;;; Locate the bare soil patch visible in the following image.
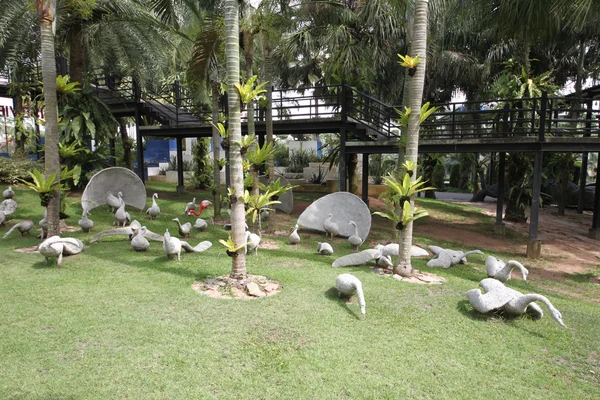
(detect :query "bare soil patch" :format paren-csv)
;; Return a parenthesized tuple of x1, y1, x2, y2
(417, 199, 600, 280)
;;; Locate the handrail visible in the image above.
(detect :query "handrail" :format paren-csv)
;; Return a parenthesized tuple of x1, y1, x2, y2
(6, 69, 600, 142)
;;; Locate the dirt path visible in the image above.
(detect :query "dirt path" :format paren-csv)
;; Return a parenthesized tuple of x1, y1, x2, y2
(417, 200, 600, 278)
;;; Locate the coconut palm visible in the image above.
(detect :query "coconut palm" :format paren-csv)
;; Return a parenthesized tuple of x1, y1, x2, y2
(224, 0, 247, 280)
(394, 0, 429, 278)
(35, 0, 61, 237)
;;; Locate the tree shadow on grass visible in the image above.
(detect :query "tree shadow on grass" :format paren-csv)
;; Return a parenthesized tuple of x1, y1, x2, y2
(89, 250, 217, 281)
(324, 287, 362, 320)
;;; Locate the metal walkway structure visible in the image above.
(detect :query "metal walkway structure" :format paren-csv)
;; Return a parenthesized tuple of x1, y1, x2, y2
(3, 70, 600, 255)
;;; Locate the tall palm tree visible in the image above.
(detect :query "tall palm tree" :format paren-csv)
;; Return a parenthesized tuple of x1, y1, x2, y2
(37, 0, 60, 237)
(225, 0, 247, 280)
(395, 0, 429, 278)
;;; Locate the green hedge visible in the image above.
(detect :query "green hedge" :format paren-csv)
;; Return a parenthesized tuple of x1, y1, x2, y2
(0, 157, 43, 184)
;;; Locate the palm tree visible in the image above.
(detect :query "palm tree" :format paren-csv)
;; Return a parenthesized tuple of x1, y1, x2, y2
(225, 0, 247, 280)
(395, 0, 429, 278)
(37, 0, 60, 237)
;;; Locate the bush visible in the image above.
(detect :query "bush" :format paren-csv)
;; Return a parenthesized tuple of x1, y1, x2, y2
(285, 149, 322, 173)
(273, 141, 289, 166)
(449, 163, 460, 188)
(432, 163, 446, 189)
(0, 157, 43, 184)
(190, 139, 212, 189)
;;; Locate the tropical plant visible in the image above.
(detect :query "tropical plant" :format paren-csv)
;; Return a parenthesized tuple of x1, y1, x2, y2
(396, 102, 439, 128)
(235, 75, 267, 106)
(219, 233, 249, 257)
(19, 165, 80, 207)
(373, 200, 429, 231)
(212, 122, 229, 139)
(379, 173, 435, 208)
(239, 134, 256, 154)
(259, 178, 297, 200)
(218, 158, 228, 170)
(241, 189, 280, 236)
(308, 168, 326, 184)
(246, 141, 274, 169)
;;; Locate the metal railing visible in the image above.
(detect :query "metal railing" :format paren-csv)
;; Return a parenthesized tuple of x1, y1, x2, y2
(420, 95, 600, 140)
(9, 67, 600, 142)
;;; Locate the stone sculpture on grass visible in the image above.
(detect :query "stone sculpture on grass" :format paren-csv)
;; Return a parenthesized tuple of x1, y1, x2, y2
(82, 168, 146, 212)
(323, 214, 340, 239)
(131, 226, 150, 252)
(162, 228, 212, 262)
(335, 274, 366, 316)
(245, 231, 260, 255)
(348, 221, 363, 250)
(290, 224, 300, 245)
(146, 193, 160, 220)
(485, 256, 528, 282)
(0, 198, 18, 216)
(106, 192, 122, 213)
(332, 248, 381, 268)
(90, 220, 164, 243)
(317, 242, 334, 255)
(38, 236, 85, 266)
(78, 209, 94, 233)
(3, 220, 34, 238)
(374, 243, 430, 258)
(467, 278, 566, 327)
(3, 186, 14, 199)
(426, 246, 484, 268)
(172, 217, 192, 237)
(297, 192, 371, 239)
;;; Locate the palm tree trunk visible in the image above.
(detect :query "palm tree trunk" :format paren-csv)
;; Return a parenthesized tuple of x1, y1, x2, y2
(261, 36, 276, 231)
(395, 0, 429, 278)
(119, 118, 132, 169)
(69, 25, 84, 84)
(261, 37, 274, 181)
(225, 0, 247, 280)
(38, 0, 61, 238)
(211, 80, 221, 218)
(243, 31, 259, 198)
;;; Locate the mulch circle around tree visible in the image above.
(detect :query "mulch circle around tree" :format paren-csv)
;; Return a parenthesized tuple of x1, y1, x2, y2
(369, 267, 446, 284)
(192, 274, 282, 300)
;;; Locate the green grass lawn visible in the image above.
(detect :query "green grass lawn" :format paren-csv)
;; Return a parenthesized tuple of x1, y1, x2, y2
(0, 183, 599, 399)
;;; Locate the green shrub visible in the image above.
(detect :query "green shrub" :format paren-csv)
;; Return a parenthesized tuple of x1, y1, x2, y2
(0, 157, 43, 184)
(190, 138, 212, 189)
(273, 141, 289, 166)
(285, 149, 322, 173)
(449, 163, 460, 188)
(432, 163, 446, 189)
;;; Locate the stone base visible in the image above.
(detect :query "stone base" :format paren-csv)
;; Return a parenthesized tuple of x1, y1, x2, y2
(493, 223, 506, 236)
(589, 228, 600, 240)
(527, 239, 542, 258)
